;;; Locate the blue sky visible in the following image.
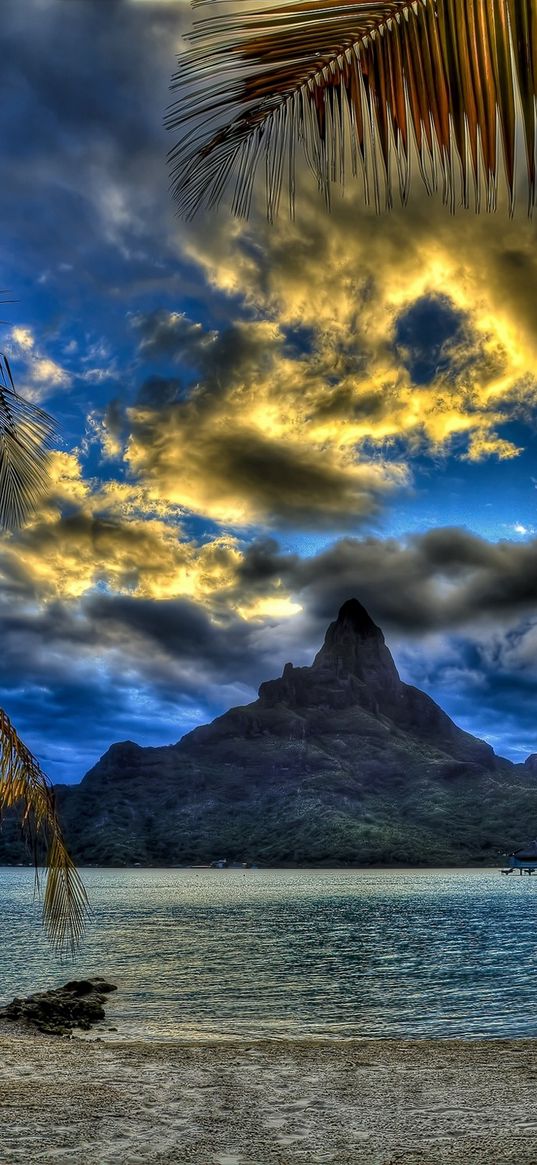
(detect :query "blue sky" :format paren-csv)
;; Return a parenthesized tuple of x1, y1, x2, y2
(3, 0, 537, 782)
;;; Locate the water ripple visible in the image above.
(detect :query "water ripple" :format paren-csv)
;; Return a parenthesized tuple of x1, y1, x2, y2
(1, 867, 536, 1040)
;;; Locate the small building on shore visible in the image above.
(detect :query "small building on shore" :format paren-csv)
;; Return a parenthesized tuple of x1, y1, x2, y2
(502, 842, 537, 874)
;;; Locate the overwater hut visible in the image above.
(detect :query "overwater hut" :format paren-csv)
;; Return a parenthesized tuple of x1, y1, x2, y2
(502, 842, 537, 874)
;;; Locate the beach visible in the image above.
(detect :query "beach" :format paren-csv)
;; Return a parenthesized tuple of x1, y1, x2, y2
(1, 1032, 537, 1164)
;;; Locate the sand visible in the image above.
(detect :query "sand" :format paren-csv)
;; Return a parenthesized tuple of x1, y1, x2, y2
(1, 1030, 537, 1164)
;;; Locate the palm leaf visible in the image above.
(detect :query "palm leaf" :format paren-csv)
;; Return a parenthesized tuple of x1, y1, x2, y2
(0, 353, 55, 531)
(168, 0, 537, 218)
(0, 707, 88, 954)
(0, 321, 81, 951)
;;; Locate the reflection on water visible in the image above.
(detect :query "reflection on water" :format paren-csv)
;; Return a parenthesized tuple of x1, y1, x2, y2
(1, 867, 536, 1040)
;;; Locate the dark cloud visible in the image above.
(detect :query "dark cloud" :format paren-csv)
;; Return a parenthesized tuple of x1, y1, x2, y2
(310, 385, 388, 423)
(132, 310, 217, 365)
(231, 529, 537, 759)
(85, 593, 252, 670)
(134, 376, 185, 408)
(236, 528, 537, 632)
(395, 625, 537, 763)
(0, 0, 190, 302)
(0, 587, 285, 783)
(133, 312, 284, 391)
(195, 431, 394, 528)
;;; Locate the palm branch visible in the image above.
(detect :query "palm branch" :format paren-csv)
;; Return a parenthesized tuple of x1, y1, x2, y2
(0, 338, 86, 951)
(0, 352, 55, 531)
(0, 707, 88, 954)
(168, 0, 537, 218)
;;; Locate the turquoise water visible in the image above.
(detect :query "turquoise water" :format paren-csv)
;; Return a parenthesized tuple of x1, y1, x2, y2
(1, 867, 536, 1041)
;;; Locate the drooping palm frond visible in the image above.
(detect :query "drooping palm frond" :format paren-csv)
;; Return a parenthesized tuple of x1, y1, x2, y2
(0, 353, 55, 531)
(0, 319, 82, 950)
(0, 708, 88, 954)
(168, 0, 537, 218)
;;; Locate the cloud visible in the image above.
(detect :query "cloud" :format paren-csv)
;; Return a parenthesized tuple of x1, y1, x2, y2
(122, 319, 409, 527)
(11, 327, 34, 351)
(4, 444, 537, 780)
(86, 398, 126, 461)
(181, 181, 537, 467)
(132, 309, 217, 364)
(9, 0, 537, 534)
(126, 407, 408, 528)
(99, 183, 537, 534)
(7, 326, 71, 402)
(232, 527, 537, 635)
(2, 476, 241, 606)
(0, 0, 192, 301)
(0, 577, 289, 783)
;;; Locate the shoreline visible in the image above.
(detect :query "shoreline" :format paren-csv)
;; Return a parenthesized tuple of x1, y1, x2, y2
(2, 1030, 537, 1163)
(0, 863, 504, 871)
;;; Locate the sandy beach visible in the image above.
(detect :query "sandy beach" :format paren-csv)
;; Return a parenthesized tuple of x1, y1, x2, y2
(1, 1032, 537, 1164)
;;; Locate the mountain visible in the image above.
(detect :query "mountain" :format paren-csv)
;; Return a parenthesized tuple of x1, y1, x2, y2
(2, 599, 537, 866)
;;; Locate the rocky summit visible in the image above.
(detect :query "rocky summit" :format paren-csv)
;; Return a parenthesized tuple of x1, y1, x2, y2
(2, 599, 537, 866)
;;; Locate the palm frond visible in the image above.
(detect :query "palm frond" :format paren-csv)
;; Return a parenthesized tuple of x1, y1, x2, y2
(168, 0, 537, 218)
(0, 353, 55, 531)
(0, 708, 88, 954)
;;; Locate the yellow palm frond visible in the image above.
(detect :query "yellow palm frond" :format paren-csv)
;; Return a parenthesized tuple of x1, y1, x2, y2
(0, 708, 88, 953)
(0, 352, 55, 531)
(169, 0, 537, 218)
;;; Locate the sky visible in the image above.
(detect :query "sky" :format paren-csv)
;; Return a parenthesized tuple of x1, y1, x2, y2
(3, 0, 537, 782)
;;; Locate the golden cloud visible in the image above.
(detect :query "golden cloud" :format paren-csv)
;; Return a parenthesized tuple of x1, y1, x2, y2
(180, 182, 537, 468)
(5, 507, 242, 604)
(123, 318, 410, 527)
(0, 450, 243, 605)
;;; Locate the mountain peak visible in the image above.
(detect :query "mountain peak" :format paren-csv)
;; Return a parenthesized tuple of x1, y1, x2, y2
(312, 597, 399, 692)
(335, 598, 382, 636)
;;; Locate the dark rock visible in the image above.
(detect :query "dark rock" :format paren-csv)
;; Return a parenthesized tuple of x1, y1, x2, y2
(62, 977, 116, 995)
(0, 978, 117, 1036)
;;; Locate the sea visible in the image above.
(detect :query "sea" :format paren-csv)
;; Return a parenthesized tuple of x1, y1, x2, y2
(1, 866, 536, 1041)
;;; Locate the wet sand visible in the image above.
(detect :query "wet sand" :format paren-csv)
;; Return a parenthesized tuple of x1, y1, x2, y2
(1, 1031, 537, 1164)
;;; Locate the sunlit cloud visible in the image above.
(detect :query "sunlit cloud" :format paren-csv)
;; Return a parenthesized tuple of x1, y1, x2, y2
(8, 326, 71, 401)
(1, 450, 243, 604)
(181, 184, 537, 470)
(237, 596, 303, 622)
(11, 326, 34, 351)
(31, 356, 70, 388)
(121, 318, 411, 528)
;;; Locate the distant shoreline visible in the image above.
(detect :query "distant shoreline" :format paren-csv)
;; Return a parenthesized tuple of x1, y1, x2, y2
(0, 862, 504, 871)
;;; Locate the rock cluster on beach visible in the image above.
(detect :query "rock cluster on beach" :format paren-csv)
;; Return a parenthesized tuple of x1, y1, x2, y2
(0, 978, 117, 1036)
